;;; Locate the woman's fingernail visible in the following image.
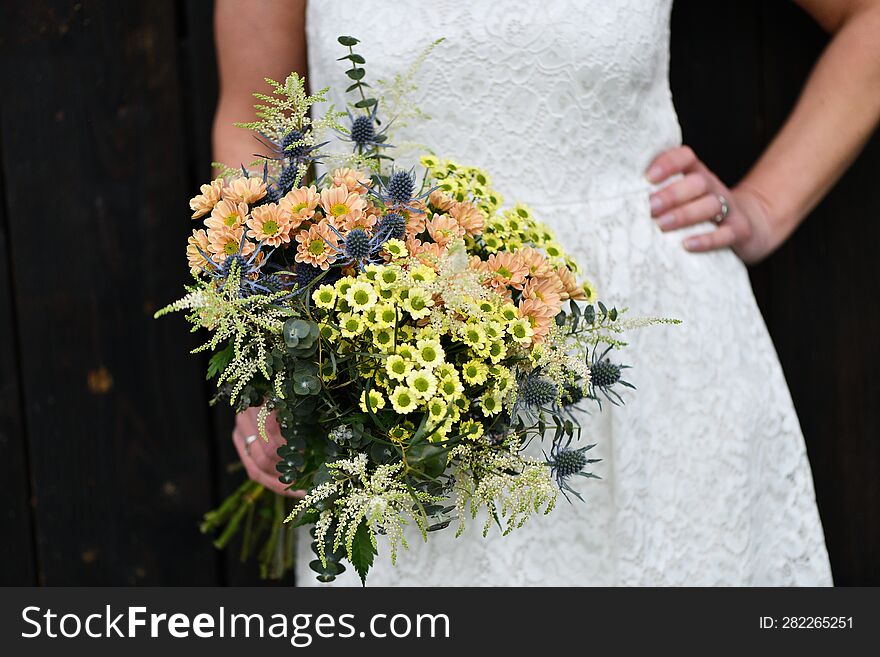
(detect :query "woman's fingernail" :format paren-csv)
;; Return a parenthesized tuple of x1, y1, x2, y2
(646, 165, 663, 182)
(649, 194, 663, 214)
(657, 213, 674, 230)
(684, 237, 701, 251)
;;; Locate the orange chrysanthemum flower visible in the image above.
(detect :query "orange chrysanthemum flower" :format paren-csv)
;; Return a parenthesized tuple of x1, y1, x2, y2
(341, 210, 378, 233)
(406, 236, 445, 263)
(319, 186, 367, 227)
(428, 189, 455, 212)
(186, 229, 211, 272)
(426, 213, 465, 246)
(331, 167, 371, 194)
(483, 252, 529, 291)
(517, 246, 554, 279)
(295, 220, 340, 270)
(449, 201, 484, 236)
(247, 203, 293, 247)
(205, 199, 249, 232)
(404, 201, 428, 238)
(279, 185, 319, 227)
(189, 178, 224, 219)
(522, 275, 565, 311)
(518, 297, 557, 344)
(222, 176, 267, 205)
(207, 226, 255, 263)
(555, 266, 587, 301)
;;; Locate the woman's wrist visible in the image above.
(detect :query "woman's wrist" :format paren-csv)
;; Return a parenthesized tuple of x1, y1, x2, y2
(730, 182, 790, 263)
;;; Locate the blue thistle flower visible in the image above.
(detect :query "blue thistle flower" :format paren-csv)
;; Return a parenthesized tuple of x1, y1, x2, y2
(281, 129, 307, 160)
(350, 115, 375, 148)
(343, 228, 371, 260)
(339, 104, 392, 153)
(321, 223, 390, 268)
(588, 345, 634, 407)
(519, 375, 558, 408)
(195, 234, 282, 298)
(293, 263, 323, 288)
(376, 212, 406, 240)
(546, 441, 599, 502)
(386, 170, 415, 204)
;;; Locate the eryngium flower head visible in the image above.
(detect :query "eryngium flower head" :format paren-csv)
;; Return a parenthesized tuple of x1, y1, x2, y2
(590, 359, 621, 388)
(282, 129, 306, 160)
(293, 263, 323, 288)
(276, 163, 300, 195)
(376, 212, 406, 240)
(519, 376, 558, 408)
(349, 115, 375, 148)
(547, 442, 598, 502)
(551, 446, 588, 478)
(386, 170, 415, 204)
(343, 228, 371, 260)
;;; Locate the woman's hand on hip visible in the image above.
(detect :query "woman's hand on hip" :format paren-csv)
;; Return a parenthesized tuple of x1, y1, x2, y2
(645, 146, 779, 264)
(232, 407, 305, 499)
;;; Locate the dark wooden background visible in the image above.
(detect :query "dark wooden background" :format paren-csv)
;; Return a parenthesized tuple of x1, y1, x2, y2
(0, 0, 877, 586)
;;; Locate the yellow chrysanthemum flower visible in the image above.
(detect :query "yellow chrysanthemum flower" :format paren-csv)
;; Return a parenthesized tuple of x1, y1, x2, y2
(406, 368, 438, 400)
(339, 313, 364, 338)
(312, 284, 337, 309)
(461, 324, 487, 350)
(508, 318, 534, 343)
(383, 239, 408, 260)
(438, 374, 464, 399)
(486, 340, 506, 363)
(426, 397, 448, 422)
(372, 303, 398, 329)
(359, 389, 386, 413)
(389, 386, 419, 414)
(409, 263, 438, 284)
(458, 419, 484, 440)
(401, 288, 434, 320)
(480, 389, 504, 416)
(372, 327, 395, 351)
(414, 338, 445, 369)
(396, 344, 415, 361)
(376, 265, 403, 290)
(335, 277, 354, 297)
(388, 422, 414, 444)
(385, 354, 412, 381)
(461, 359, 489, 386)
(346, 280, 378, 312)
(499, 303, 519, 322)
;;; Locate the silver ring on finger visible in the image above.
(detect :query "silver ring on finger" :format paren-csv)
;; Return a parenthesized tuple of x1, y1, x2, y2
(243, 434, 258, 456)
(713, 194, 729, 225)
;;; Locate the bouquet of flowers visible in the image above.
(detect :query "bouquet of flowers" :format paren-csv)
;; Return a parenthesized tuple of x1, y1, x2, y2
(157, 36, 675, 584)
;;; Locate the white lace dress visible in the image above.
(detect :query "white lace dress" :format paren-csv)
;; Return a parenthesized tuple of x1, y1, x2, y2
(298, 0, 833, 586)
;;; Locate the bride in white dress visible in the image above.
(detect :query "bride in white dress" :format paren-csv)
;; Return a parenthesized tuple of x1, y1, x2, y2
(216, 0, 880, 585)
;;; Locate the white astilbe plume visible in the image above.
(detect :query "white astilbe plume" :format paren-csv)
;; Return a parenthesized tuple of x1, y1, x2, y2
(450, 441, 558, 538)
(285, 454, 440, 566)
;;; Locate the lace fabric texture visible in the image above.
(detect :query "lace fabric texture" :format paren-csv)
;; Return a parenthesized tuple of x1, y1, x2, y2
(298, 0, 833, 586)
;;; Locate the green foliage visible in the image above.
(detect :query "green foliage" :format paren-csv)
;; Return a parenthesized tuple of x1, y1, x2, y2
(337, 36, 375, 114)
(350, 520, 377, 585)
(206, 342, 234, 380)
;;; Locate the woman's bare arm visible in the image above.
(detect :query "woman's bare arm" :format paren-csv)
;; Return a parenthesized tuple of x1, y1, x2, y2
(646, 0, 880, 262)
(214, 0, 308, 497)
(213, 0, 308, 168)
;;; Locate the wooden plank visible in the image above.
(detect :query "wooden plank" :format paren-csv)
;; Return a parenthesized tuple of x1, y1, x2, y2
(670, 0, 766, 185)
(0, 0, 221, 584)
(0, 127, 38, 585)
(751, 1, 880, 585)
